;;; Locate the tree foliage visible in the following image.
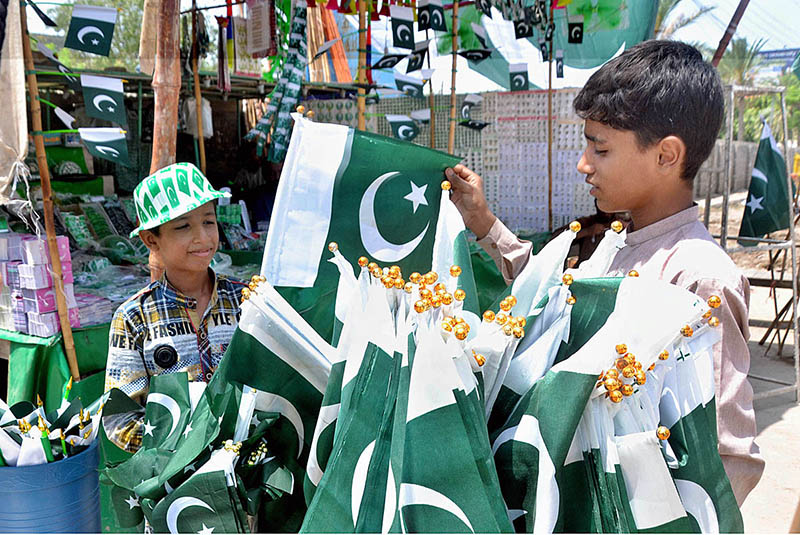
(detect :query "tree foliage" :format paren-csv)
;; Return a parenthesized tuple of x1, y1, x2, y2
(653, 0, 714, 40)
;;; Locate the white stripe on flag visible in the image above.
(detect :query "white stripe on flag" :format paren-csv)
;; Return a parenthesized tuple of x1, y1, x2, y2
(751, 168, 768, 183)
(80, 73, 123, 92)
(261, 115, 350, 287)
(78, 127, 125, 144)
(389, 4, 413, 20)
(72, 4, 117, 24)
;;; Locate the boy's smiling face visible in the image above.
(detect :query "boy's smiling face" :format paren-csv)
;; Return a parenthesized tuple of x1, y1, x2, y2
(142, 202, 219, 275)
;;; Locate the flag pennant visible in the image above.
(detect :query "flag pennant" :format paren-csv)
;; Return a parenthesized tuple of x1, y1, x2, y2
(64, 4, 117, 56)
(471, 23, 489, 48)
(141, 373, 191, 451)
(459, 48, 492, 63)
(81, 74, 127, 126)
(738, 120, 792, 245)
(427, 0, 447, 31)
(386, 114, 420, 141)
(54, 107, 76, 129)
(28, 0, 57, 27)
(37, 43, 81, 91)
(79, 127, 130, 166)
(460, 119, 490, 131)
(556, 49, 564, 78)
(417, 0, 432, 31)
(395, 72, 425, 98)
(313, 37, 340, 61)
(568, 15, 584, 43)
(476, 0, 493, 18)
(372, 53, 408, 70)
(509, 63, 529, 91)
(390, 5, 414, 50)
(514, 18, 534, 39)
(460, 93, 482, 121)
(410, 108, 430, 124)
(406, 40, 430, 73)
(539, 37, 549, 61)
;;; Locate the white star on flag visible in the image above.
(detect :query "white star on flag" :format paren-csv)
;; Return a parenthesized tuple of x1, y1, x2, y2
(183, 423, 193, 438)
(747, 194, 765, 213)
(143, 420, 155, 436)
(125, 495, 140, 509)
(183, 463, 197, 474)
(91, 39, 99, 45)
(197, 523, 215, 535)
(404, 181, 428, 213)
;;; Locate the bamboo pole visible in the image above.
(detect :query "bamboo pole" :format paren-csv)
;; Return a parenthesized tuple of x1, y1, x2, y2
(150, 0, 181, 173)
(711, 0, 750, 67)
(447, 0, 459, 154)
(357, 0, 367, 130)
(546, 5, 554, 231)
(19, 3, 81, 381)
(192, 0, 207, 174)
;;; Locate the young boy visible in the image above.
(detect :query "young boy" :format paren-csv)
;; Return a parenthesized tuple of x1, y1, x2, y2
(446, 40, 764, 505)
(104, 162, 246, 406)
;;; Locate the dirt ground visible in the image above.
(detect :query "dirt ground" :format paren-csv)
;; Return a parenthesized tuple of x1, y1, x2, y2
(699, 191, 800, 532)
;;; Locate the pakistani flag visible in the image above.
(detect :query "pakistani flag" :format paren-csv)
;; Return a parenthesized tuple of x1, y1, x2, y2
(64, 4, 117, 56)
(514, 18, 534, 39)
(406, 40, 430, 73)
(262, 115, 460, 341)
(418, 0, 446, 32)
(390, 5, 414, 50)
(141, 373, 191, 451)
(509, 63, 529, 91)
(738, 120, 792, 246)
(79, 127, 130, 166)
(81, 74, 127, 126)
(395, 72, 425, 98)
(36, 42, 80, 91)
(417, 0, 433, 31)
(386, 114, 419, 142)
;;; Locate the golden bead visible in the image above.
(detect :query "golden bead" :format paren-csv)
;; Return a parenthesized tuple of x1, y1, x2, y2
(658, 350, 669, 361)
(615, 344, 627, 355)
(604, 377, 620, 391)
(327, 242, 338, 252)
(431, 295, 442, 308)
(394, 278, 405, 289)
(434, 282, 446, 293)
(605, 369, 619, 379)
(384, 276, 396, 289)
(495, 313, 508, 325)
(562, 273, 574, 285)
(615, 358, 629, 370)
(628, 270, 639, 277)
(707, 295, 721, 309)
(483, 310, 495, 322)
(566, 295, 576, 305)
(634, 361, 642, 370)
(503, 323, 514, 336)
(358, 256, 369, 267)
(512, 326, 524, 339)
(499, 299, 512, 312)
(609, 390, 623, 403)
(419, 288, 432, 300)
(306, 110, 315, 118)
(414, 300, 426, 313)
(648, 363, 656, 371)
(681, 325, 693, 337)
(409, 272, 422, 284)
(621, 384, 634, 397)
(516, 316, 526, 328)
(610, 220, 624, 233)
(424, 272, 438, 285)
(441, 293, 453, 305)
(472, 350, 486, 366)
(368, 262, 378, 271)
(389, 268, 401, 280)
(656, 426, 671, 440)
(454, 325, 468, 340)
(371, 267, 382, 278)
(441, 180, 452, 191)
(708, 316, 720, 328)
(296, 105, 305, 114)
(507, 296, 517, 307)
(702, 310, 712, 319)
(256, 275, 266, 283)
(241, 288, 251, 300)
(249, 281, 258, 291)
(454, 289, 466, 301)
(634, 370, 647, 385)
(569, 221, 582, 233)
(404, 282, 414, 293)
(450, 265, 462, 277)
(441, 321, 453, 332)
(454, 317, 465, 325)
(622, 366, 636, 379)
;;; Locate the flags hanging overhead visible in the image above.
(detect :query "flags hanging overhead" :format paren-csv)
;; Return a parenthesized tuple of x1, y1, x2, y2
(389, 5, 414, 50)
(37, 42, 80, 91)
(64, 4, 117, 56)
(509, 63, 529, 91)
(386, 115, 420, 142)
(79, 127, 130, 166)
(81, 74, 127, 126)
(738, 120, 793, 245)
(395, 72, 425, 98)
(406, 40, 430, 74)
(372, 53, 407, 70)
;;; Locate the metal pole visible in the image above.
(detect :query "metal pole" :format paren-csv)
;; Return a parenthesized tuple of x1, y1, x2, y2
(720, 86, 735, 250)
(447, 0, 459, 154)
(356, 0, 366, 131)
(780, 90, 800, 403)
(20, 1, 81, 381)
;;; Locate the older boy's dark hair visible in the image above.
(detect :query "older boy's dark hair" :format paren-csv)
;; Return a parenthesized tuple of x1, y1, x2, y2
(573, 40, 723, 181)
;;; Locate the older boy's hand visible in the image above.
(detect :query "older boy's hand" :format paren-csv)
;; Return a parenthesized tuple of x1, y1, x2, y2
(445, 164, 497, 239)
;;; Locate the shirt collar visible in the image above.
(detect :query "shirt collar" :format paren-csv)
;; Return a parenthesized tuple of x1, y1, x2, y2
(625, 204, 699, 247)
(158, 269, 219, 310)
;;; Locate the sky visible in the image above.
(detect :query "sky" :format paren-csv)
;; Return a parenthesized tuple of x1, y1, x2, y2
(28, 0, 800, 91)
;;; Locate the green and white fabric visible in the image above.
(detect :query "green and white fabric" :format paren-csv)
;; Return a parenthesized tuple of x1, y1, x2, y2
(509, 62, 529, 91)
(79, 127, 130, 167)
(80, 74, 127, 126)
(64, 4, 117, 56)
(386, 114, 420, 141)
(130, 162, 231, 237)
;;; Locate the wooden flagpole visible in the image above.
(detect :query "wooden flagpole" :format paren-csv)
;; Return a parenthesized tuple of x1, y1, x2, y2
(19, 3, 81, 381)
(447, 0, 459, 154)
(192, 0, 207, 173)
(357, 0, 367, 130)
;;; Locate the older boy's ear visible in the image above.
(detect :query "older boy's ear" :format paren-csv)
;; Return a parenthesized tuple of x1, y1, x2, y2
(657, 135, 685, 173)
(139, 229, 159, 251)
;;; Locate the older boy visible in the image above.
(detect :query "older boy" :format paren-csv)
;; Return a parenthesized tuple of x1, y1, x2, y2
(446, 40, 764, 505)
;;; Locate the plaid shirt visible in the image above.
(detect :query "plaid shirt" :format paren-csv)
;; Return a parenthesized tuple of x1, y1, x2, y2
(104, 270, 245, 404)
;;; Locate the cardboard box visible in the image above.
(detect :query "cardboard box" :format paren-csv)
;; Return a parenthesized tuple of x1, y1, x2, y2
(2, 261, 22, 290)
(22, 284, 77, 314)
(0, 233, 29, 261)
(27, 308, 80, 337)
(22, 236, 71, 265)
(19, 262, 74, 289)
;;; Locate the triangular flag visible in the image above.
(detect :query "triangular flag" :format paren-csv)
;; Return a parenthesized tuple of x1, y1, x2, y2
(313, 38, 340, 61)
(406, 40, 430, 74)
(80, 74, 128, 126)
(79, 127, 130, 166)
(459, 49, 492, 63)
(386, 114, 420, 141)
(64, 4, 117, 56)
(410, 108, 431, 124)
(395, 72, 425, 98)
(37, 43, 81, 91)
(372, 53, 408, 70)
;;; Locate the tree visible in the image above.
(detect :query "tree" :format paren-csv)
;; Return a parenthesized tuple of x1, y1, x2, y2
(653, 0, 714, 40)
(716, 37, 766, 141)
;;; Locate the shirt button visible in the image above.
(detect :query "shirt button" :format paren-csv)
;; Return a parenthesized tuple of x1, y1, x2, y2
(200, 331, 207, 340)
(491, 243, 498, 249)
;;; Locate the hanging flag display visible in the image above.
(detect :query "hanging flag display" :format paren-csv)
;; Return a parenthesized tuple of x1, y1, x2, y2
(64, 4, 117, 56)
(427, 0, 447, 31)
(27, 0, 57, 28)
(410, 108, 431, 124)
(389, 5, 414, 50)
(37, 42, 81, 91)
(476, 0, 492, 18)
(417, 0, 433, 31)
(79, 127, 130, 166)
(406, 40, 430, 74)
(458, 48, 492, 63)
(386, 114, 420, 141)
(395, 72, 425, 97)
(471, 23, 489, 48)
(556, 49, 564, 78)
(509, 63, 529, 91)
(738, 120, 793, 245)
(80, 74, 127, 126)
(372, 53, 408, 70)
(313, 37, 340, 61)
(460, 93, 482, 121)
(459, 119, 490, 130)
(568, 14, 584, 43)
(513, 18, 534, 39)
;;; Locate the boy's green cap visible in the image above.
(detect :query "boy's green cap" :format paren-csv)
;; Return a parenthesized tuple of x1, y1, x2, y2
(129, 162, 230, 238)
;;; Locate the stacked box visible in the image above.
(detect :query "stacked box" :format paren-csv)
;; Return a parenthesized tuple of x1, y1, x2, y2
(22, 284, 77, 314)
(19, 263, 74, 289)
(22, 236, 71, 265)
(11, 292, 27, 333)
(0, 233, 29, 261)
(27, 308, 80, 338)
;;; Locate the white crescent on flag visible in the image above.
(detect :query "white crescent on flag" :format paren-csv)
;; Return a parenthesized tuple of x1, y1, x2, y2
(399, 483, 474, 533)
(93, 94, 117, 112)
(165, 497, 215, 534)
(77, 25, 106, 45)
(147, 393, 182, 439)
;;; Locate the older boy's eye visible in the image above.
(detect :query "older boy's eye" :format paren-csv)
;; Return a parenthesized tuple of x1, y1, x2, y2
(175, 224, 189, 230)
(594, 148, 607, 155)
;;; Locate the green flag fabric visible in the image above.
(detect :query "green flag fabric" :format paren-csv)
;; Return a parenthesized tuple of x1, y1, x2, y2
(509, 63, 529, 91)
(738, 120, 792, 245)
(80, 74, 128, 126)
(78, 127, 130, 166)
(389, 5, 414, 49)
(395, 73, 426, 98)
(386, 114, 420, 142)
(63, 4, 116, 56)
(142, 373, 191, 451)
